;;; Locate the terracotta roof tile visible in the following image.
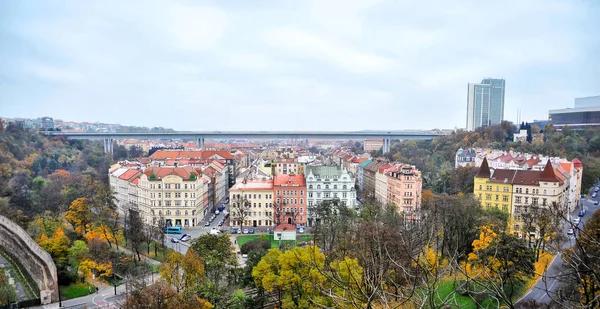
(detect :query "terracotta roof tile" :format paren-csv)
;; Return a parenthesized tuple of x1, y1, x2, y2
(274, 174, 306, 186)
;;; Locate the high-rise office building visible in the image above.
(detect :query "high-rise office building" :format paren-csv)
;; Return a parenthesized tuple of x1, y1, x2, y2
(466, 78, 506, 131)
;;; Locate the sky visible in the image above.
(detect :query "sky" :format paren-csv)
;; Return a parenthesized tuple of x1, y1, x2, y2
(1, 0, 599, 131)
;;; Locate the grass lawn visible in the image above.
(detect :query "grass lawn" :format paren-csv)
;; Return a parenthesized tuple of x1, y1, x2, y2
(237, 234, 313, 249)
(60, 282, 95, 300)
(435, 280, 499, 308)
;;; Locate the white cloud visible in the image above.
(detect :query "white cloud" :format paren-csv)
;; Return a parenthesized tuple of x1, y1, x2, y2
(265, 27, 393, 73)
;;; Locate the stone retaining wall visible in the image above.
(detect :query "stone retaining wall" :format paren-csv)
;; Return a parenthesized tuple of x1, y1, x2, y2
(0, 215, 58, 303)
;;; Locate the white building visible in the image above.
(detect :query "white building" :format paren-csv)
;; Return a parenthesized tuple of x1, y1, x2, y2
(109, 166, 210, 227)
(305, 166, 356, 226)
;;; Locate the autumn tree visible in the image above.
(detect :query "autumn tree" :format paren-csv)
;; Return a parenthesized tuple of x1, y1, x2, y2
(125, 208, 145, 262)
(560, 209, 600, 308)
(464, 225, 535, 309)
(253, 246, 330, 309)
(65, 197, 93, 235)
(123, 281, 213, 309)
(38, 227, 71, 265)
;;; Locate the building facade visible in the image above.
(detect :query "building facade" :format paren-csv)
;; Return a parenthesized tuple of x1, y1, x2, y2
(272, 158, 304, 175)
(274, 174, 307, 227)
(364, 139, 384, 153)
(374, 163, 391, 205)
(357, 159, 372, 193)
(474, 158, 571, 238)
(466, 78, 506, 130)
(305, 166, 356, 226)
(229, 180, 274, 228)
(386, 164, 423, 216)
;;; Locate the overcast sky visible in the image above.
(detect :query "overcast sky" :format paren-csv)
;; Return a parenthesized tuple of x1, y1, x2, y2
(1, 0, 598, 131)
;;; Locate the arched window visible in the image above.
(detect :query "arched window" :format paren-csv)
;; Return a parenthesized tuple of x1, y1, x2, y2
(317, 185, 321, 189)
(333, 185, 338, 189)
(325, 185, 329, 189)
(343, 185, 347, 190)
(309, 185, 313, 189)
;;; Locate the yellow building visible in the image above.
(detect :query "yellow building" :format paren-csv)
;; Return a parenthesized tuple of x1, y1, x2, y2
(229, 180, 275, 228)
(474, 158, 514, 215)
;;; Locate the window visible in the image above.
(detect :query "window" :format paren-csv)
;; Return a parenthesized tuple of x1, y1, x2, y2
(486, 194, 491, 201)
(333, 185, 338, 189)
(175, 184, 180, 189)
(259, 194, 262, 199)
(300, 190, 303, 195)
(175, 200, 181, 206)
(308, 185, 313, 189)
(165, 184, 170, 189)
(495, 195, 499, 201)
(503, 195, 508, 202)
(165, 192, 171, 198)
(253, 194, 257, 199)
(325, 185, 329, 189)
(300, 208, 303, 214)
(525, 188, 529, 194)
(158, 193, 162, 198)
(324, 193, 329, 198)
(342, 193, 347, 198)
(175, 192, 181, 198)
(479, 185, 482, 190)
(317, 185, 321, 189)
(496, 186, 499, 192)
(185, 193, 188, 198)
(184, 184, 187, 189)
(343, 185, 347, 190)
(478, 194, 482, 200)
(300, 198, 303, 204)
(277, 190, 280, 195)
(165, 201, 171, 206)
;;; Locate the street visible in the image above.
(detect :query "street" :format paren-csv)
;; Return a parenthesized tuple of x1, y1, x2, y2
(517, 186, 600, 305)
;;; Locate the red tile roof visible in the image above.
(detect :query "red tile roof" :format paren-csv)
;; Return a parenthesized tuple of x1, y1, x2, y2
(476, 158, 491, 178)
(274, 174, 306, 186)
(230, 180, 274, 191)
(274, 223, 297, 232)
(118, 169, 141, 181)
(144, 166, 200, 180)
(149, 150, 233, 160)
(573, 158, 583, 168)
(539, 160, 560, 183)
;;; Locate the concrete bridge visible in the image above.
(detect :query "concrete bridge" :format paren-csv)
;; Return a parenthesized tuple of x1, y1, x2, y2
(44, 130, 447, 153)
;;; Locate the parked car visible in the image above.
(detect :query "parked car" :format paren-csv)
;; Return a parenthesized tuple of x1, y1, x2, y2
(242, 254, 248, 259)
(595, 201, 599, 205)
(567, 229, 574, 236)
(573, 218, 580, 225)
(218, 205, 225, 212)
(243, 229, 249, 234)
(170, 237, 180, 243)
(179, 234, 192, 242)
(215, 210, 220, 215)
(248, 228, 255, 234)
(593, 193, 598, 198)
(205, 221, 210, 226)
(298, 228, 305, 234)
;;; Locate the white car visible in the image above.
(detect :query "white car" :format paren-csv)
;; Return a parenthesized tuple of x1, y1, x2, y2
(573, 218, 580, 225)
(567, 229, 574, 236)
(243, 229, 249, 234)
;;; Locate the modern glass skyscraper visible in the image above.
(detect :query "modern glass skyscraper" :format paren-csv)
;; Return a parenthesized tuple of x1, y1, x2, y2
(466, 78, 505, 130)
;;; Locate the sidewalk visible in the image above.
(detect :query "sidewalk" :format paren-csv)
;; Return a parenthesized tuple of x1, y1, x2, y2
(117, 246, 161, 266)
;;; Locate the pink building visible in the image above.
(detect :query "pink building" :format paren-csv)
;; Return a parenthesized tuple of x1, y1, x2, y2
(386, 164, 422, 217)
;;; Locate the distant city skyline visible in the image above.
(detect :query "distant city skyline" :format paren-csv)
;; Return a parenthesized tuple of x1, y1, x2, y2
(1, 1, 599, 130)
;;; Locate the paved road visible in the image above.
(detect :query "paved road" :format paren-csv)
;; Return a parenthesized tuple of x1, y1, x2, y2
(34, 274, 157, 309)
(517, 187, 600, 305)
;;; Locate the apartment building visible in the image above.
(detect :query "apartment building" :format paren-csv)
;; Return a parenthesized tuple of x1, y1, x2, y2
(274, 174, 307, 227)
(474, 158, 570, 238)
(357, 159, 372, 192)
(374, 163, 391, 204)
(272, 158, 304, 175)
(364, 139, 384, 153)
(305, 166, 356, 226)
(386, 164, 423, 216)
(361, 160, 387, 200)
(109, 166, 211, 227)
(229, 180, 275, 228)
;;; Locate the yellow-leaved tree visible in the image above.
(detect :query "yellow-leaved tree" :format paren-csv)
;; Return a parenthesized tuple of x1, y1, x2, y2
(65, 197, 92, 235)
(38, 227, 71, 265)
(253, 246, 329, 309)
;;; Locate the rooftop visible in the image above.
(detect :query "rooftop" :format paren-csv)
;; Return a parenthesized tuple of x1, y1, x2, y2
(230, 180, 274, 191)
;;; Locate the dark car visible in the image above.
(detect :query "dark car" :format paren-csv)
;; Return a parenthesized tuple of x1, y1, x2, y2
(248, 228, 255, 234)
